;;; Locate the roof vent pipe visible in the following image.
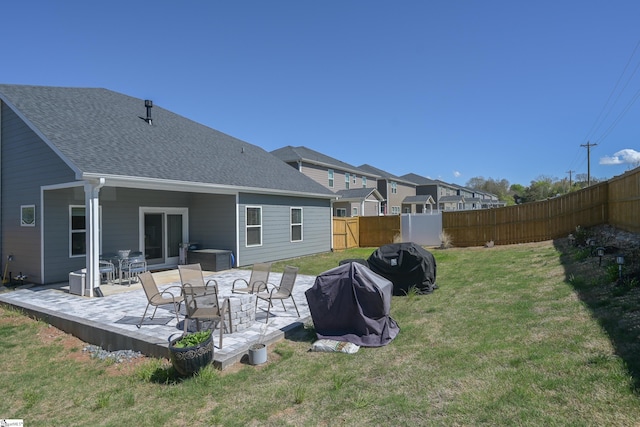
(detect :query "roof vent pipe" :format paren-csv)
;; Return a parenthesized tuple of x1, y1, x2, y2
(144, 100, 153, 125)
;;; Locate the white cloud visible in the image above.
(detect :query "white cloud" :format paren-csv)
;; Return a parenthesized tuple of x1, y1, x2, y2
(599, 148, 640, 166)
(453, 170, 461, 178)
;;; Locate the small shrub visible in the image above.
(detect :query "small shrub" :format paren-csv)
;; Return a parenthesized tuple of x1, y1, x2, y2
(172, 330, 212, 348)
(440, 231, 453, 249)
(567, 274, 586, 288)
(573, 248, 591, 262)
(605, 262, 621, 283)
(573, 225, 593, 247)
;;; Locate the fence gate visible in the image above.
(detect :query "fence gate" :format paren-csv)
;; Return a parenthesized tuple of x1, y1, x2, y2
(333, 217, 360, 250)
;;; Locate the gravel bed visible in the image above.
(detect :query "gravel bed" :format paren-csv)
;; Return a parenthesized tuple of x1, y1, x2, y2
(83, 345, 144, 363)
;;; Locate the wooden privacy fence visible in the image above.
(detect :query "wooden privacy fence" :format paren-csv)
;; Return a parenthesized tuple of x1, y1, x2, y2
(331, 167, 640, 249)
(333, 215, 401, 250)
(443, 166, 640, 247)
(608, 167, 640, 234)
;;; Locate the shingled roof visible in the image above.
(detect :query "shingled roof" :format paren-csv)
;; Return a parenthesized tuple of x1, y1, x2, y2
(358, 164, 416, 186)
(271, 145, 378, 177)
(0, 84, 334, 197)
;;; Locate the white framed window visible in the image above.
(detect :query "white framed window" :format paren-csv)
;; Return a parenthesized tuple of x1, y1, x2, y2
(391, 206, 401, 215)
(246, 206, 262, 247)
(362, 176, 367, 188)
(345, 173, 350, 189)
(391, 181, 398, 194)
(21, 205, 36, 227)
(352, 207, 358, 216)
(328, 169, 334, 188)
(290, 207, 303, 242)
(70, 206, 86, 257)
(353, 175, 357, 184)
(335, 208, 346, 217)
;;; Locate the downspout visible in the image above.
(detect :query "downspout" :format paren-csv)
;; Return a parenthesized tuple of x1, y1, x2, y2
(0, 101, 3, 267)
(85, 178, 105, 297)
(235, 193, 240, 267)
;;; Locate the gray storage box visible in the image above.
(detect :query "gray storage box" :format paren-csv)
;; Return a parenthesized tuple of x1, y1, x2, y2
(187, 249, 232, 271)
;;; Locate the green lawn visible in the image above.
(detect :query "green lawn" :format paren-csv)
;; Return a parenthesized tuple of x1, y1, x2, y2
(1, 240, 640, 426)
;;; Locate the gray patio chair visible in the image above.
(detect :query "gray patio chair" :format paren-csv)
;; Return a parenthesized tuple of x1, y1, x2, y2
(231, 262, 271, 294)
(178, 263, 218, 289)
(255, 265, 300, 323)
(99, 259, 115, 284)
(122, 255, 147, 285)
(137, 271, 184, 328)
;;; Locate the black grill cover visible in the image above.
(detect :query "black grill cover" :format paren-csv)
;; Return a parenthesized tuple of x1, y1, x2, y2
(305, 262, 399, 347)
(367, 242, 437, 296)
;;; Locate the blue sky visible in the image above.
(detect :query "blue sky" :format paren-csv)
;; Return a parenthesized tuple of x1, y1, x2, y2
(3, 1, 640, 187)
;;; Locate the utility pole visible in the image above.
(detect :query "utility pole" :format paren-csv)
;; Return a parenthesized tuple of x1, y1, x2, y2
(566, 170, 574, 188)
(580, 142, 597, 186)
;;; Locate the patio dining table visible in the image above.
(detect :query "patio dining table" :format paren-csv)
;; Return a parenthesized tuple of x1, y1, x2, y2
(102, 250, 136, 285)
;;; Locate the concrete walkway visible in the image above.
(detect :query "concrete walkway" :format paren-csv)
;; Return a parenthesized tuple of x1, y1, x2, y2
(0, 269, 316, 370)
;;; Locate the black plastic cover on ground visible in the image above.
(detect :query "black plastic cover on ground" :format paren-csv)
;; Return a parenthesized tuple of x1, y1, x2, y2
(367, 242, 437, 296)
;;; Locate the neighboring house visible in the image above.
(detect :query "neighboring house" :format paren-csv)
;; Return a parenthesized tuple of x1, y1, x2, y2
(402, 173, 504, 210)
(271, 146, 383, 217)
(0, 84, 336, 289)
(401, 195, 437, 214)
(358, 164, 417, 215)
(334, 188, 384, 217)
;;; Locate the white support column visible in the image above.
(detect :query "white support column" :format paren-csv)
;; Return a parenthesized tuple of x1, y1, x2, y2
(84, 178, 104, 297)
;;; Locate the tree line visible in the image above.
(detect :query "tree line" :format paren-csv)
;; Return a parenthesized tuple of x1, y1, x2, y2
(466, 174, 603, 206)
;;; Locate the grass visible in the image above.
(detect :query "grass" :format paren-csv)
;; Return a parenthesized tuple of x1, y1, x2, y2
(2, 240, 640, 426)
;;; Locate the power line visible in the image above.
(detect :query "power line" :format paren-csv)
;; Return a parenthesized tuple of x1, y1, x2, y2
(583, 39, 640, 145)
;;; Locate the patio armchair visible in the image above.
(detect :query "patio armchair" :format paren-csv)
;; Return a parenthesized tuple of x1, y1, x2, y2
(231, 262, 271, 294)
(181, 282, 231, 349)
(179, 263, 231, 347)
(178, 263, 219, 289)
(122, 254, 147, 285)
(98, 259, 115, 284)
(137, 271, 184, 328)
(255, 265, 300, 323)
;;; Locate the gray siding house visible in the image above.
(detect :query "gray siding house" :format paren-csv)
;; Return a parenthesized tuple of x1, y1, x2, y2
(0, 85, 336, 292)
(271, 146, 383, 217)
(358, 164, 417, 215)
(402, 173, 504, 211)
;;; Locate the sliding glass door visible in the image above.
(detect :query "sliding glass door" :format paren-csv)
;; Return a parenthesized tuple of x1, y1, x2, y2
(140, 208, 188, 266)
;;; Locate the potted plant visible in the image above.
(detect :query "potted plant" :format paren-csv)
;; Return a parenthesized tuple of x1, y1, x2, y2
(168, 330, 213, 375)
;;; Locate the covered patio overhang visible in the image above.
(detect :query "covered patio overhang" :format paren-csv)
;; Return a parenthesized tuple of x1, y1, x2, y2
(47, 174, 335, 297)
